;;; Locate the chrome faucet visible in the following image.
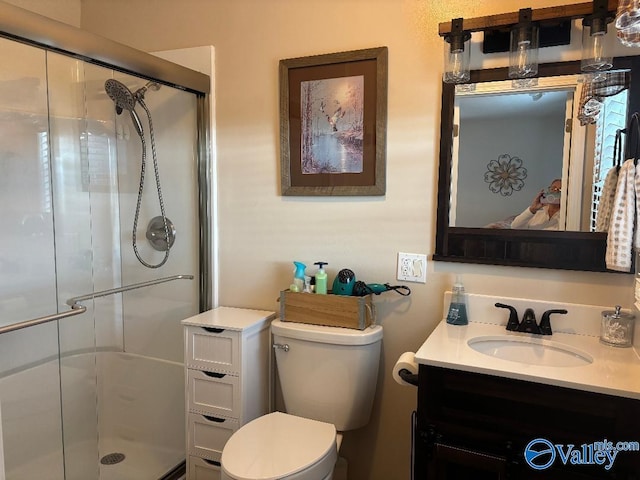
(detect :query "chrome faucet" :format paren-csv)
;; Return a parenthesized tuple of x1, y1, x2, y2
(494, 303, 567, 335)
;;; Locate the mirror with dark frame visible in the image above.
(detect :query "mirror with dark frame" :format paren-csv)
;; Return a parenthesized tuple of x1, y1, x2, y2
(434, 56, 640, 272)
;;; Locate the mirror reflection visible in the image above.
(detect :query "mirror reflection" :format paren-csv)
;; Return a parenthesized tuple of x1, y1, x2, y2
(450, 73, 629, 232)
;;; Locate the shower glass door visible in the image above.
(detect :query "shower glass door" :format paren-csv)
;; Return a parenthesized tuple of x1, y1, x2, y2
(0, 36, 66, 480)
(0, 33, 201, 480)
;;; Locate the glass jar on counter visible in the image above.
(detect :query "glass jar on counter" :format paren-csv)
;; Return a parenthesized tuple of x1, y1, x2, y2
(600, 305, 635, 347)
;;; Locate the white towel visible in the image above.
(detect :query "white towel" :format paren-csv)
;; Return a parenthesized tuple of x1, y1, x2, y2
(606, 159, 636, 271)
(596, 167, 619, 232)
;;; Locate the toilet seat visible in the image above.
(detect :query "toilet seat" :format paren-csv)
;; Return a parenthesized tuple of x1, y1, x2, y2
(221, 412, 337, 480)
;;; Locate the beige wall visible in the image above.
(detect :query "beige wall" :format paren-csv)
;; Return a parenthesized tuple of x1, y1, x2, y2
(12, 0, 636, 478)
(4, 0, 80, 27)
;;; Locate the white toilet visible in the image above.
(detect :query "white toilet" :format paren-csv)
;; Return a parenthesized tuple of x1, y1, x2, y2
(220, 319, 383, 480)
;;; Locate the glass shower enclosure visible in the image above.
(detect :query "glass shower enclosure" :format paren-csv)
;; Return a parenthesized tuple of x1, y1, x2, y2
(0, 4, 210, 479)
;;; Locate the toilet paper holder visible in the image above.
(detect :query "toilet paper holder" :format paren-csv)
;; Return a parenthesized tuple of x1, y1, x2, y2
(393, 351, 419, 387)
(398, 368, 418, 386)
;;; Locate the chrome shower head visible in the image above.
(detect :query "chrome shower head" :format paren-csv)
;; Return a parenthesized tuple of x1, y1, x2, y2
(105, 79, 136, 111)
(104, 79, 144, 137)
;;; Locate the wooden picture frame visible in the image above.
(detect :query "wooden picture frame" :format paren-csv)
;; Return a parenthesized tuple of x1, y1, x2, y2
(279, 47, 388, 196)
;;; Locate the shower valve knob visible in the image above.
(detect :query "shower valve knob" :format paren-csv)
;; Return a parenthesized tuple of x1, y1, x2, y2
(146, 216, 176, 251)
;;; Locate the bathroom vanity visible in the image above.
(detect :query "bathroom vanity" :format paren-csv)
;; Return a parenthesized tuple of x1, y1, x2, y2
(413, 295, 640, 479)
(182, 307, 276, 480)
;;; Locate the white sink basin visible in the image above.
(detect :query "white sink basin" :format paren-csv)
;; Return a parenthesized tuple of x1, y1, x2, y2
(468, 335, 594, 367)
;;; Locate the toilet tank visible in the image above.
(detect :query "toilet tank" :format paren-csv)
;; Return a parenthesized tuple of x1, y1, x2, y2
(271, 319, 383, 431)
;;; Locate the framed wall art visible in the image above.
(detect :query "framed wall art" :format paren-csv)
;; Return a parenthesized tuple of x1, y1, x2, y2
(279, 46, 388, 196)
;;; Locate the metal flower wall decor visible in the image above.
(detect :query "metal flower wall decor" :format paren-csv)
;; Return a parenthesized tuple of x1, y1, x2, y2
(484, 154, 527, 196)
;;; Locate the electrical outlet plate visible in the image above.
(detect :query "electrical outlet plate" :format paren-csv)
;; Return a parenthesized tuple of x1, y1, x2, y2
(397, 252, 427, 283)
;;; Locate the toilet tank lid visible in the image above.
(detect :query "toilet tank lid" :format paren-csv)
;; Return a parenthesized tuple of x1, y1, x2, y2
(271, 319, 383, 345)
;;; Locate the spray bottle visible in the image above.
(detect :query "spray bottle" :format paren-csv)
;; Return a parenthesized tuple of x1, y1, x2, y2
(291, 261, 306, 292)
(314, 262, 328, 294)
(446, 276, 469, 325)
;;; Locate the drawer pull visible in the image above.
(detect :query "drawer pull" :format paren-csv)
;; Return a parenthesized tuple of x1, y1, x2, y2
(203, 371, 226, 378)
(202, 327, 225, 333)
(203, 415, 226, 423)
(203, 458, 221, 467)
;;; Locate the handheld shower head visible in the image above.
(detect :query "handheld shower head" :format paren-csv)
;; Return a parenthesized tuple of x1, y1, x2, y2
(104, 79, 144, 137)
(105, 79, 135, 111)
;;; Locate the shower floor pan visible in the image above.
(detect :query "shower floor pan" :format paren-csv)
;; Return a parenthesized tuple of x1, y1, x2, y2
(99, 437, 182, 480)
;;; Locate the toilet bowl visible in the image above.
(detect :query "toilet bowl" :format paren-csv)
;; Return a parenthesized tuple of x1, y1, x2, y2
(221, 320, 383, 480)
(221, 412, 338, 480)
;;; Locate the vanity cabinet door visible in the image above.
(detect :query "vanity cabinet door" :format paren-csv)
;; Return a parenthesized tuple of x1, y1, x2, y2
(415, 366, 640, 480)
(422, 443, 601, 480)
(426, 443, 507, 480)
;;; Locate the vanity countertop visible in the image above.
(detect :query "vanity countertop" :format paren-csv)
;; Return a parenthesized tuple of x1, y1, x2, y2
(415, 319, 640, 400)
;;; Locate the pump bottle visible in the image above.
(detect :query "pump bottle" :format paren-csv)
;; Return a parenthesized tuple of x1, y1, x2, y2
(314, 262, 328, 294)
(446, 276, 469, 325)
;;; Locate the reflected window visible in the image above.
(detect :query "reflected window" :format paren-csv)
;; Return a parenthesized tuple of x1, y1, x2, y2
(589, 91, 628, 231)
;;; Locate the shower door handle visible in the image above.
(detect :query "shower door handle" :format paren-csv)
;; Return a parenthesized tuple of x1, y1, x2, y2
(0, 303, 86, 336)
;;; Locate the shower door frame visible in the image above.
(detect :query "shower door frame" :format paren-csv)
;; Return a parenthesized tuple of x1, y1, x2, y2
(0, 1, 212, 313)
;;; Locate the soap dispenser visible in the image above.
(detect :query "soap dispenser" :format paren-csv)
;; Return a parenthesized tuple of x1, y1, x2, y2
(446, 276, 469, 325)
(314, 262, 328, 294)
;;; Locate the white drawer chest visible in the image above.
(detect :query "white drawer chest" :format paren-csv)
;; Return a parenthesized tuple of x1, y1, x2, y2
(182, 306, 276, 480)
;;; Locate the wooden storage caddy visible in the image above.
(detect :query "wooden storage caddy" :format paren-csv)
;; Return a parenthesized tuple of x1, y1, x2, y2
(279, 290, 373, 330)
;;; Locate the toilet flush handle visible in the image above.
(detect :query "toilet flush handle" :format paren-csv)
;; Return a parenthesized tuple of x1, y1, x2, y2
(273, 343, 290, 352)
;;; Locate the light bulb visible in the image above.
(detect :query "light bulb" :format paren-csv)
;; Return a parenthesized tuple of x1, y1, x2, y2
(516, 41, 532, 76)
(509, 21, 538, 79)
(443, 44, 470, 83)
(449, 49, 464, 80)
(581, 17, 613, 72)
(591, 32, 606, 65)
(442, 18, 470, 84)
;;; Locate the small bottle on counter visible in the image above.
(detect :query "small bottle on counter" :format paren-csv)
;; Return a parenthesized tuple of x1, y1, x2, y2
(314, 262, 328, 294)
(446, 276, 469, 325)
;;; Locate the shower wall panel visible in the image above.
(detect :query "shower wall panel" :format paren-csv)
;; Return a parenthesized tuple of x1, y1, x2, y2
(112, 73, 199, 363)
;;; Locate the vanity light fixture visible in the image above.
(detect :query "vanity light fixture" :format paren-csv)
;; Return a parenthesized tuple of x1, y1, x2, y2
(438, 1, 620, 83)
(581, 0, 615, 72)
(509, 9, 539, 80)
(443, 18, 471, 84)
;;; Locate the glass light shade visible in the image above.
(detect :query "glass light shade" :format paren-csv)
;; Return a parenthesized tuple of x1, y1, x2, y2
(509, 24, 539, 79)
(581, 18, 614, 72)
(443, 35, 471, 84)
(616, 0, 640, 47)
(615, 0, 640, 31)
